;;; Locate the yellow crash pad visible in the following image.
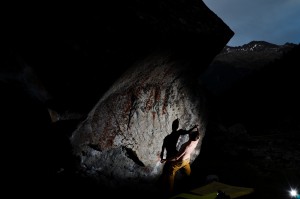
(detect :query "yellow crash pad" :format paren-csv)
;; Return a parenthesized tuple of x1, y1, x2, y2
(190, 181, 254, 199)
(170, 181, 254, 199)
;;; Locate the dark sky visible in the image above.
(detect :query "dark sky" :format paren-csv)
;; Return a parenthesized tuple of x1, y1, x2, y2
(203, 0, 300, 46)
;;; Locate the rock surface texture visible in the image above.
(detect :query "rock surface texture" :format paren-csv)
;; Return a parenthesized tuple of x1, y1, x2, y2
(71, 51, 206, 191)
(70, 0, 233, 194)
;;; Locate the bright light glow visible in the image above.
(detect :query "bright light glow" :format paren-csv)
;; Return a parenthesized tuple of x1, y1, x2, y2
(290, 189, 298, 197)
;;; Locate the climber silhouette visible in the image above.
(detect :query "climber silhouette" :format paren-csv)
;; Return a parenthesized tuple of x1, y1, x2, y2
(159, 118, 198, 195)
(161, 129, 200, 196)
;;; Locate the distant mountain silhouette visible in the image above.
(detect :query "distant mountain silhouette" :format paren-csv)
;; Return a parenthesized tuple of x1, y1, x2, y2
(202, 41, 300, 133)
(200, 41, 297, 96)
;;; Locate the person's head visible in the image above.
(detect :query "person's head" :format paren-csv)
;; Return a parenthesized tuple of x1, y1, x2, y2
(189, 130, 200, 141)
(172, 118, 179, 131)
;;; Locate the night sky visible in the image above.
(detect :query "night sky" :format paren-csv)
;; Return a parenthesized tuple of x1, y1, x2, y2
(203, 0, 300, 46)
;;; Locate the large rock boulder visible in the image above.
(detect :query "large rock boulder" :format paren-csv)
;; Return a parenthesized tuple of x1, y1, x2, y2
(71, 51, 207, 191)
(69, 0, 234, 195)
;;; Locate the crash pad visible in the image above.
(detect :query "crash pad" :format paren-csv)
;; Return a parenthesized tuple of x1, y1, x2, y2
(170, 181, 254, 199)
(190, 181, 254, 199)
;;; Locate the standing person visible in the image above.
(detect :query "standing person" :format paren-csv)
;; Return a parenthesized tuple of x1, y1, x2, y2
(159, 118, 198, 195)
(160, 119, 198, 161)
(161, 129, 201, 196)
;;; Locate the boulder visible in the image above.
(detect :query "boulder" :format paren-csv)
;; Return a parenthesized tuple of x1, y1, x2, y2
(69, 0, 234, 194)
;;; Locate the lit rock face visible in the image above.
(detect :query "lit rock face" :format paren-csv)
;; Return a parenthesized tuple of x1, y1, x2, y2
(70, 0, 234, 193)
(71, 51, 207, 191)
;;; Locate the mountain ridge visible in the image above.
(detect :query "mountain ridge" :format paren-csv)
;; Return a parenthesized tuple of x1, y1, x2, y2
(200, 40, 298, 95)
